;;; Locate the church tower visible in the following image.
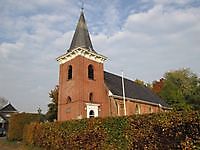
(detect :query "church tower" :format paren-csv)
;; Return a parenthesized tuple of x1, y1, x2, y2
(57, 11, 107, 121)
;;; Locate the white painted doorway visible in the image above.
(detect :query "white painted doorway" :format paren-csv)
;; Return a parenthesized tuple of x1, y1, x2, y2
(86, 103, 100, 118)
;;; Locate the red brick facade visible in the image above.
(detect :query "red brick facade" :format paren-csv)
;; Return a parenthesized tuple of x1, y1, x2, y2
(58, 55, 110, 121)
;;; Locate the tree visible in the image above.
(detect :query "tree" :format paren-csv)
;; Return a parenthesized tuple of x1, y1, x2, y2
(46, 85, 59, 121)
(135, 79, 145, 86)
(152, 78, 164, 94)
(159, 68, 200, 111)
(135, 79, 152, 89)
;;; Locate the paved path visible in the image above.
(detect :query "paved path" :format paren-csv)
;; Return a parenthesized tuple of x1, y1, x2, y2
(0, 136, 6, 140)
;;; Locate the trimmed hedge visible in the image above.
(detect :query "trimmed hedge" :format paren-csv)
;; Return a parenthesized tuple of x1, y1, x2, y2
(23, 111, 200, 149)
(8, 113, 41, 141)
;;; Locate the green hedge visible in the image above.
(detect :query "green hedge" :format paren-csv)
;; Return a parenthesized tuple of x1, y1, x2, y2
(23, 111, 200, 149)
(8, 113, 41, 141)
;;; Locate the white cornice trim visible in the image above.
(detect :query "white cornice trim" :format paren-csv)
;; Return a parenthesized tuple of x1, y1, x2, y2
(108, 90, 113, 96)
(85, 103, 100, 106)
(56, 47, 107, 64)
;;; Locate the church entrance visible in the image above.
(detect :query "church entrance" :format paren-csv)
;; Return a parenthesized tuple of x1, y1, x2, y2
(89, 110, 94, 118)
(86, 103, 100, 118)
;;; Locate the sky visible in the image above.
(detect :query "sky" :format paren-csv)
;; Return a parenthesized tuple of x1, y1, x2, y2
(0, 0, 199, 113)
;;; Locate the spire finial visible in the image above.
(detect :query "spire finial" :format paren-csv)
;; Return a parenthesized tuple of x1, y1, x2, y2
(81, 0, 84, 11)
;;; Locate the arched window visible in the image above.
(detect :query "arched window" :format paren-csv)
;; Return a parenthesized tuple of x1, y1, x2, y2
(89, 93, 93, 102)
(66, 96, 72, 104)
(68, 65, 72, 80)
(89, 110, 95, 118)
(149, 106, 153, 113)
(88, 65, 94, 80)
(135, 104, 140, 115)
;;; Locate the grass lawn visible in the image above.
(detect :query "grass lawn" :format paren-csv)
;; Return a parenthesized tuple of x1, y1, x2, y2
(0, 137, 43, 150)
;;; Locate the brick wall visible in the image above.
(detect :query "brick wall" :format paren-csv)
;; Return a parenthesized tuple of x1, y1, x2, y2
(109, 98, 162, 117)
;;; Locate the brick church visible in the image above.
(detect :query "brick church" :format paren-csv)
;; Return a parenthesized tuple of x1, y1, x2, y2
(57, 11, 169, 121)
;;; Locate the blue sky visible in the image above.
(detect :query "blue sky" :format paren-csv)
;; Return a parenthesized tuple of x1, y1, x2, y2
(0, 0, 199, 113)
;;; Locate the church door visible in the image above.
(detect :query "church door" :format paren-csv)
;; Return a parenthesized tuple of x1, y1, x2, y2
(86, 103, 100, 118)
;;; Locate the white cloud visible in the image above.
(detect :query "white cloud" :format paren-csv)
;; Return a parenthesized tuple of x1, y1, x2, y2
(153, 0, 191, 5)
(124, 5, 199, 34)
(102, 1, 120, 34)
(0, 42, 24, 58)
(93, 4, 200, 81)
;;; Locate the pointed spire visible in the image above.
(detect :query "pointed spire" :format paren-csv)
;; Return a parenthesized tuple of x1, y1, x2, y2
(68, 11, 95, 52)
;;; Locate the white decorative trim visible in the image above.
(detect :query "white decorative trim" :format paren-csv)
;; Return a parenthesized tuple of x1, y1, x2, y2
(56, 47, 107, 64)
(85, 103, 100, 118)
(108, 90, 113, 96)
(85, 103, 100, 106)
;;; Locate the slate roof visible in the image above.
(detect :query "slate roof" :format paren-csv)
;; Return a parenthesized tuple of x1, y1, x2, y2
(0, 104, 17, 112)
(68, 11, 95, 52)
(0, 97, 17, 112)
(104, 71, 169, 108)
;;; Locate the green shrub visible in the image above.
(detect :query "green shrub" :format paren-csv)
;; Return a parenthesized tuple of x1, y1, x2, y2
(8, 113, 41, 141)
(125, 111, 200, 149)
(102, 116, 128, 149)
(23, 111, 200, 149)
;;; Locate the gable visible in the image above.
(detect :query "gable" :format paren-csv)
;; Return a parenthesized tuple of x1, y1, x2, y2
(104, 71, 169, 108)
(0, 103, 17, 112)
